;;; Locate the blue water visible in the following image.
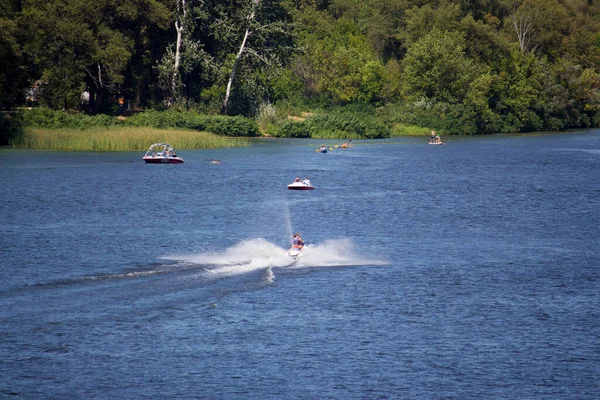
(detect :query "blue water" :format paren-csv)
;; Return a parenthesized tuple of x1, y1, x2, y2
(1, 132, 599, 399)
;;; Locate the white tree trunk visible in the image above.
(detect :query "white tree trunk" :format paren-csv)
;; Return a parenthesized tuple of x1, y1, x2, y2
(221, 0, 259, 114)
(169, 0, 187, 106)
(511, 5, 533, 53)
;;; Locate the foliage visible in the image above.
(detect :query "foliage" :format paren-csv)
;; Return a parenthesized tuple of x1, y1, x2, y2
(123, 110, 259, 136)
(0, 112, 24, 145)
(401, 28, 479, 103)
(390, 124, 432, 137)
(19, 0, 170, 112)
(0, 12, 27, 111)
(376, 101, 478, 135)
(292, 15, 386, 104)
(21, 108, 117, 129)
(2, 0, 600, 136)
(269, 107, 389, 139)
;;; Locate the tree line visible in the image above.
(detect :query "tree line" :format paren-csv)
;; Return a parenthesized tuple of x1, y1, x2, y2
(1, 0, 600, 135)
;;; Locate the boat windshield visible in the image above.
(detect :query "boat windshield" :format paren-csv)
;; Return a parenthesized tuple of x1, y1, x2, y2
(145, 143, 170, 156)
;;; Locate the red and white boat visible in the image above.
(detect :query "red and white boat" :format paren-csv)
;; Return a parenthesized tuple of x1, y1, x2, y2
(142, 143, 184, 164)
(287, 179, 314, 190)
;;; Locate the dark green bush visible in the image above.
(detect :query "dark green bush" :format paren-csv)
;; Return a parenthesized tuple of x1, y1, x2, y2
(275, 120, 311, 138)
(204, 115, 259, 137)
(376, 102, 480, 135)
(0, 112, 24, 145)
(123, 110, 258, 137)
(21, 107, 117, 129)
(269, 109, 392, 139)
(364, 120, 389, 138)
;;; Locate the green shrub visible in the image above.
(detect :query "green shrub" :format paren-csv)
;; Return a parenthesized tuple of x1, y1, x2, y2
(390, 124, 432, 136)
(275, 120, 311, 138)
(204, 115, 259, 137)
(269, 109, 391, 139)
(22, 107, 117, 129)
(364, 120, 389, 138)
(0, 112, 24, 145)
(123, 110, 258, 137)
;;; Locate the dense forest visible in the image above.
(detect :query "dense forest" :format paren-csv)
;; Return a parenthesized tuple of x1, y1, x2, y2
(2, 0, 600, 136)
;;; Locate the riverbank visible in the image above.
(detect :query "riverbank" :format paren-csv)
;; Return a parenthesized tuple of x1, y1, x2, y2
(14, 126, 250, 151)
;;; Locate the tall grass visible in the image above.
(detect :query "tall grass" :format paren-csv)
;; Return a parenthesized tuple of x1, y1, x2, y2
(15, 126, 250, 151)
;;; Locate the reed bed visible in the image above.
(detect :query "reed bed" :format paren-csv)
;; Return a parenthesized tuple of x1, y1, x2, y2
(16, 126, 250, 151)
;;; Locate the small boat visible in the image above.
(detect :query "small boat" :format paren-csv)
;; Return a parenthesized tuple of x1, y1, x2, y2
(288, 180, 314, 190)
(428, 141, 444, 145)
(142, 143, 184, 164)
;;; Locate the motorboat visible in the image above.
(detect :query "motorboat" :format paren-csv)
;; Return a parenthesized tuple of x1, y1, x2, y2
(288, 180, 314, 190)
(142, 143, 184, 164)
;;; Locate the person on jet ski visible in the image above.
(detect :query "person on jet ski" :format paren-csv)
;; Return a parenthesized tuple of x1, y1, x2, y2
(292, 233, 304, 250)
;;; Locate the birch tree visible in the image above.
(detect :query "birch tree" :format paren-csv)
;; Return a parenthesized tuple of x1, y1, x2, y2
(216, 0, 295, 115)
(510, 3, 534, 53)
(508, 0, 569, 58)
(158, 0, 210, 107)
(221, 0, 260, 114)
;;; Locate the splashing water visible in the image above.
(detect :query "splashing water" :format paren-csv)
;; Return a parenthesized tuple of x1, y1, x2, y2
(293, 238, 388, 268)
(163, 238, 388, 279)
(264, 267, 275, 285)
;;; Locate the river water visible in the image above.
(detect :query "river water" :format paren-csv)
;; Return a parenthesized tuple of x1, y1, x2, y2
(1, 131, 599, 399)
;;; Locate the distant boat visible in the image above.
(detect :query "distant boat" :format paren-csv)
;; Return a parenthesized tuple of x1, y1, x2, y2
(142, 143, 184, 164)
(288, 180, 314, 190)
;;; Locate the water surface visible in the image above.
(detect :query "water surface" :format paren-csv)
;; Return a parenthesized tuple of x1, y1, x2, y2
(1, 132, 599, 399)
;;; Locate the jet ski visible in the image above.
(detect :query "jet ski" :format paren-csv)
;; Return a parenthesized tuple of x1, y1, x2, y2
(286, 244, 310, 260)
(287, 247, 303, 258)
(288, 233, 307, 260)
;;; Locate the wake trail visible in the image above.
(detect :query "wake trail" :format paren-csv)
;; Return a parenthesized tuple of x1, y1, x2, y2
(16, 238, 387, 293)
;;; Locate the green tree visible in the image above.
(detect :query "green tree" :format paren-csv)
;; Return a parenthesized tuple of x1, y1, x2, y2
(488, 48, 545, 132)
(401, 28, 479, 103)
(208, 0, 295, 115)
(156, 0, 211, 107)
(292, 14, 386, 104)
(400, 1, 463, 49)
(505, 0, 569, 60)
(21, 0, 171, 112)
(0, 5, 26, 111)
(541, 59, 600, 129)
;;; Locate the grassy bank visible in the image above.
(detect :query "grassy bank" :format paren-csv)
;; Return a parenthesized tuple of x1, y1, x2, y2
(14, 126, 250, 151)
